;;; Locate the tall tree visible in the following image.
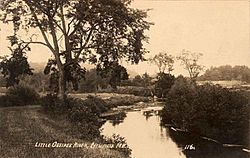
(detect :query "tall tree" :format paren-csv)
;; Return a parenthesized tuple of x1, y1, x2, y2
(149, 52, 174, 74)
(177, 49, 204, 81)
(0, 43, 33, 87)
(97, 61, 129, 89)
(0, 0, 151, 98)
(141, 73, 152, 87)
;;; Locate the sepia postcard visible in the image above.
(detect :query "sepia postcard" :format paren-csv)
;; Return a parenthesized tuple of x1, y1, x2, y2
(0, 0, 249, 158)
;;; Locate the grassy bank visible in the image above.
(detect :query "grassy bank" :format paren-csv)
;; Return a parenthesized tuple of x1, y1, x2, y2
(0, 91, 149, 157)
(0, 106, 127, 158)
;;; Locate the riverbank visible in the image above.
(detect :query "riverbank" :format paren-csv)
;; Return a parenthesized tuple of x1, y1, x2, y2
(0, 92, 153, 157)
(0, 106, 127, 158)
(101, 104, 249, 158)
(70, 92, 150, 107)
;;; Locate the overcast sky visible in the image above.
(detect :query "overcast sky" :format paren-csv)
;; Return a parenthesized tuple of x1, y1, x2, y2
(0, 0, 249, 76)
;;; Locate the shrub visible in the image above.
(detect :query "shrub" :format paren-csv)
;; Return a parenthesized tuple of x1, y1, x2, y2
(154, 73, 175, 98)
(82, 95, 110, 115)
(41, 95, 111, 140)
(103, 134, 131, 157)
(40, 94, 70, 115)
(0, 84, 40, 107)
(19, 72, 50, 93)
(105, 95, 149, 107)
(0, 95, 9, 107)
(68, 102, 103, 139)
(116, 86, 152, 97)
(161, 79, 249, 146)
(41, 95, 132, 156)
(161, 76, 197, 126)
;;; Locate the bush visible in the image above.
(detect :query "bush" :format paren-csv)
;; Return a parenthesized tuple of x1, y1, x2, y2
(40, 94, 69, 115)
(81, 95, 110, 115)
(19, 72, 50, 93)
(161, 79, 249, 146)
(41, 95, 110, 140)
(103, 134, 131, 157)
(68, 102, 103, 139)
(41, 95, 132, 156)
(154, 73, 175, 98)
(161, 76, 197, 125)
(116, 86, 152, 97)
(105, 95, 149, 107)
(0, 84, 40, 107)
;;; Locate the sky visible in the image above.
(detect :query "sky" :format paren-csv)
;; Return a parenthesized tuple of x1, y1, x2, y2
(0, 0, 249, 76)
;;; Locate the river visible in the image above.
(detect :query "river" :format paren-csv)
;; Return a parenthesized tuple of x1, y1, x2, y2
(101, 103, 249, 158)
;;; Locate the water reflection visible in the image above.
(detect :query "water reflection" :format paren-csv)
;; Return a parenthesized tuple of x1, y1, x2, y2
(104, 111, 127, 126)
(101, 109, 186, 158)
(101, 106, 249, 158)
(142, 108, 162, 120)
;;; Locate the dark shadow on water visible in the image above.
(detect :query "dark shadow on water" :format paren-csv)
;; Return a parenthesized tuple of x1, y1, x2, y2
(105, 111, 127, 126)
(168, 127, 249, 158)
(142, 109, 161, 120)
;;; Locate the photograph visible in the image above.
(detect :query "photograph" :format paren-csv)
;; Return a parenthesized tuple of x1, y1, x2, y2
(0, 0, 249, 157)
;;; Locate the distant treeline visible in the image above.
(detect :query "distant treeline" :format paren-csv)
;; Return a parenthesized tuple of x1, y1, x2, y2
(199, 65, 250, 83)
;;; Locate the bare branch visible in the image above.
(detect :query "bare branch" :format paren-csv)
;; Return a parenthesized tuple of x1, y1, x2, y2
(22, 41, 48, 47)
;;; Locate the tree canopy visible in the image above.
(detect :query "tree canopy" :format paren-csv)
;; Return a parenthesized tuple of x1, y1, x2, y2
(199, 65, 250, 83)
(0, 43, 33, 87)
(149, 52, 174, 74)
(97, 61, 129, 89)
(177, 49, 204, 81)
(131, 73, 152, 87)
(0, 0, 152, 98)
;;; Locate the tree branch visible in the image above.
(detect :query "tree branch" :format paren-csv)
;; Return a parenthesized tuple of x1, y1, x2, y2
(67, 17, 76, 35)
(22, 41, 48, 47)
(25, 2, 55, 54)
(59, 5, 67, 35)
(74, 28, 94, 60)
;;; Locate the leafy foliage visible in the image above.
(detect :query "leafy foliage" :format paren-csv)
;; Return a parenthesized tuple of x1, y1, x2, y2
(161, 78, 249, 146)
(0, 0, 152, 97)
(129, 73, 152, 87)
(79, 69, 109, 93)
(0, 44, 33, 87)
(41, 94, 110, 140)
(97, 62, 129, 89)
(0, 84, 40, 107)
(177, 49, 204, 81)
(199, 65, 250, 83)
(0, 75, 7, 87)
(19, 71, 50, 92)
(44, 59, 86, 92)
(103, 134, 131, 157)
(131, 75, 144, 86)
(154, 72, 175, 98)
(116, 86, 152, 97)
(105, 95, 149, 107)
(149, 52, 174, 74)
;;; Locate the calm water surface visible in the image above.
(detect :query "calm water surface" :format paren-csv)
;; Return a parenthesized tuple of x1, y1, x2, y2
(101, 104, 249, 158)
(101, 106, 186, 158)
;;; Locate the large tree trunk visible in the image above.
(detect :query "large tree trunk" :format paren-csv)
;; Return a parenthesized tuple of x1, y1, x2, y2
(55, 56, 66, 100)
(58, 65, 66, 100)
